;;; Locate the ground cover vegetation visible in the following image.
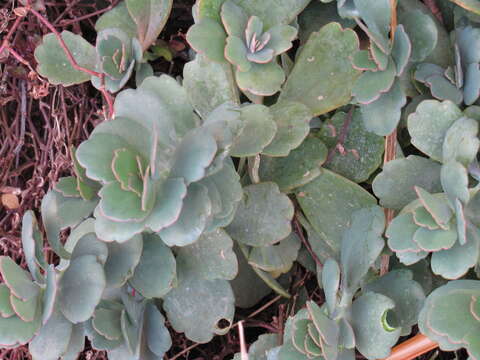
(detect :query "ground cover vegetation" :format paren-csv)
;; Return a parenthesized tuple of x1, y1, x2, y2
(0, 0, 479, 359)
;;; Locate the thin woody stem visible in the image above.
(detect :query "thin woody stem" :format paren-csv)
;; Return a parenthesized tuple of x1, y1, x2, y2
(28, 7, 115, 118)
(380, 129, 398, 275)
(0, 15, 24, 55)
(29, 8, 102, 78)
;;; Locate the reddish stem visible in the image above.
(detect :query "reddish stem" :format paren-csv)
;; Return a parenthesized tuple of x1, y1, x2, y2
(380, 129, 397, 275)
(0, 15, 24, 56)
(28, 7, 115, 118)
(383, 334, 438, 360)
(29, 8, 102, 78)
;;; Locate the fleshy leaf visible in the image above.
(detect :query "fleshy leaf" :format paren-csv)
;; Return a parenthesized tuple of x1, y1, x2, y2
(0, 285, 14, 318)
(400, 9, 438, 62)
(236, 61, 286, 96)
(104, 235, 143, 288)
(34, 31, 96, 86)
(230, 0, 310, 29)
(92, 308, 122, 341)
(441, 161, 470, 204)
(442, 117, 479, 166)
(259, 135, 327, 193)
(359, 80, 407, 136)
(10, 292, 37, 322)
(322, 258, 340, 315)
(318, 110, 384, 183)
(280, 23, 360, 116)
(125, 0, 173, 50)
(144, 302, 172, 357)
(248, 232, 300, 273)
(297, 169, 377, 261)
(341, 206, 385, 291)
(41, 189, 97, 259)
(129, 233, 176, 298)
(391, 25, 412, 76)
(59, 255, 106, 324)
(365, 270, 425, 336)
(159, 183, 211, 247)
(350, 292, 401, 359)
(415, 187, 452, 230)
(230, 104, 277, 157)
(0, 257, 39, 301)
(353, 0, 391, 53)
(430, 227, 480, 279)
(187, 18, 227, 63)
(262, 101, 312, 157)
(352, 60, 396, 104)
(163, 271, 235, 343)
(226, 182, 294, 247)
(21, 211, 46, 283)
(183, 54, 239, 118)
(95, 1, 137, 39)
(176, 229, 238, 280)
(372, 155, 443, 210)
(386, 213, 424, 256)
(418, 280, 480, 358)
(29, 308, 73, 360)
(408, 100, 462, 162)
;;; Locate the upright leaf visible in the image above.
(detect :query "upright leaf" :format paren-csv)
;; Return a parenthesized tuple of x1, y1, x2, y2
(126, 0, 173, 50)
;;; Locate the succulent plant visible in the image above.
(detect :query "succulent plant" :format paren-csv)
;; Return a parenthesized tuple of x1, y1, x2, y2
(91, 28, 143, 92)
(234, 206, 425, 360)
(186, 0, 309, 95)
(374, 99, 480, 279)
(418, 280, 480, 359)
(75, 75, 246, 244)
(414, 18, 480, 105)
(34, 0, 172, 92)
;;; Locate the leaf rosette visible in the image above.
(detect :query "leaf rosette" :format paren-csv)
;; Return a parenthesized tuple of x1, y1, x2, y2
(77, 75, 243, 245)
(91, 28, 143, 93)
(186, 0, 298, 95)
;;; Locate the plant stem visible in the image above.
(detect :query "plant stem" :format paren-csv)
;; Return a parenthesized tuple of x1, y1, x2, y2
(381, 129, 397, 275)
(28, 6, 115, 118)
(382, 334, 438, 360)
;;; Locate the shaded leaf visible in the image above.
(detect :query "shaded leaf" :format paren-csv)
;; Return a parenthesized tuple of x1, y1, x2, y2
(259, 135, 327, 193)
(280, 23, 360, 116)
(176, 229, 238, 280)
(125, 0, 173, 50)
(163, 271, 235, 343)
(262, 101, 312, 157)
(129, 234, 176, 298)
(227, 182, 294, 247)
(350, 292, 401, 359)
(359, 80, 407, 136)
(230, 104, 277, 157)
(318, 110, 384, 183)
(104, 235, 143, 288)
(364, 270, 425, 336)
(296, 169, 377, 260)
(59, 255, 106, 323)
